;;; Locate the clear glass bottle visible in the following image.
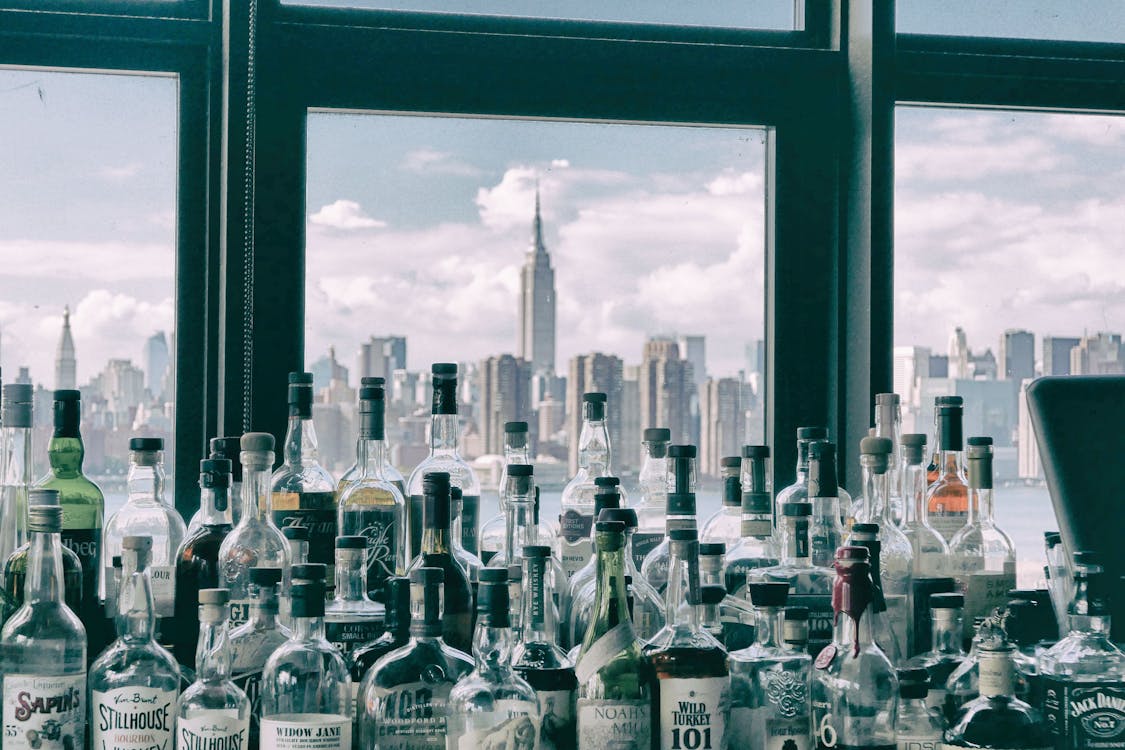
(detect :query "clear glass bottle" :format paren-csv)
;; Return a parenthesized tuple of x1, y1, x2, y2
(0, 384, 33, 602)
(1039, 551, 1125, 749)
(173, 458, 234, 669)
(283, 525, 310, 567)
(271, 371, 339, 589)
(261, 580, 353, 750)
(808, 440, 846, 569)
(728, 580, 813, 750)
(480, 421, 532, 565)
(926, 396, 963, 485)
(723, 445, 779, 597)
(943, 616, 1022, 724)
(338, 377, 407, 499)
(189, 436, 244, 533)
(784, 606, 810, 652)
(950, 437, 1016, 627)
(873, 393, 905, 528)
(632, 427, 670, 571)
(356, 566, 473, 750)
(701, 455, 743, 548)
(893, 667, 944, 750)
(89, 535, 180, 750)
(775, 426, 826, 523)
(449, 486, 484, 582)
(563, 477, 624, 643)
(219, 433, 290, 628)
(228, 566, 289, 750)
(0, 500, 87, 750)
(848, 523, 907, 666)
(406, 363, 482, 560)
(809, 546, 899, 750)
(350, 575, 410, 687)
(641, 444, 699, 596)
(574, 520, 654, 750)
(558, 392, 616, 581)
(486, 463, 537, 569)
(926, 402, 969, 543)
(900, 433, 948, 579)
(325, 535, 386, 657)
(3, 490, 83, 621)
(699, 541, 756, 652)
(905, 592, 967, 713)
(175, 588, 251, 750)
(338, 380, 407, 605)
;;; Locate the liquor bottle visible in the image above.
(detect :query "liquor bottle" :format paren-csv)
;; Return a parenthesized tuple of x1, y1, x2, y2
(723, 445, 779, 597)
(325, 535, 386, 657)
(633, 427, 670, 570)
(405, 471, 473, 653)
(447, 568, 541, 747)
(699, 584, 728, 642)
(349, 575, 410, 686)
(893, 668, 943, 750)
(0, 501, 86, 750)
(644, 528, 730, 750)
(283, 525, 309, 566)
(926, 396, 963, 485)
(486, 463, 537, 568)
(905, 592, 967, 712)
(641, 444, 698, 595)
(175, 588, 251, 750)
(728, 581, 813, 750)
(480, 421, 532, 564)
(775, 427, 826, 522)
(228, 566, 289, 750)
(102, 438, 186, 641)
(406, 363, 481, 559)
(2, 489, 84, 618)
(848, 523, 906, 665)
(784, 606, 810, 652)
(448, 485, 484, 581)
(188, 436, 243, 533)
(1039, 551, 1125, 750)
(563, 477, 625, 641)
(574, 520, 654, 750)
(900, 433, 948, 578)
(807, 440, 846, 568)
(0, 384, 33, 598)
(338, 380, 407, 603)
(873, 393, 904, 527)
(219, 433, 290, 627)
(261, 581, 352, 750)
(38, 389, 107, 658)
(514, 545, 579, 750)
(173, 458, 234, 669)
(1003, 600, 1043, 708)
(699, 542, 756, 652)
(558, 392, 619, 580)
(337, 377, 406, 498)
(925, 402, 969, 543)
(701, 456, 743, 548)
(809, 546, 899, 750)
(950, 437, 1016, 627)
(942, 616, 1008, 723)
(89, 535, 180, 750)
(271, 372, 338, 588)
(356, 567, 473, 750)
(749, 502, 835, 657)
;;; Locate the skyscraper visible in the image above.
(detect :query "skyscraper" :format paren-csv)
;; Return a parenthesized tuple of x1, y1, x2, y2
(676, 335, 707, 389)
(699, 377, 742, 478)
(55, 305, 76, 390)
(518, 188, 557, 376)
(356, 335, 407, 381)
(1042, 336, 1080, 376)
(639, 337, 695, 444)
(949, 327, 970, 380)
(479, 354, 534, 455)
(143, 331, 170, 400)
(999, 329, 1034, 382)
(566, 353, 624, 474)
(1070, 332, 1125, 375)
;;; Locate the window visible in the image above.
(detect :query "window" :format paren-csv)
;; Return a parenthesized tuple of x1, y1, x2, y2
(897, 0, 1125, 43)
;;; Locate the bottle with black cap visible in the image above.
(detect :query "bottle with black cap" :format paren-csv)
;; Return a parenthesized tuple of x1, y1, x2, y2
(563, 475, 625, 639)
(338, 379, 407, 603)
(926, 398, 970, 543)
(229, 566, 289, 748)
(271, 372, 339, 590)
(350, 575, 410, 686)
(325, 535, 386, 657)
(641, 444, 698, 596)
(776, 427, 853, 529)
(846, 522, 907, 665)
(448, 568, 541, 747)
(723, 445, 780, 598)
(283, 524, 310, 567)
(219, 433, 290, 627)
(901, 433, 949, 579)
(699, 541, 756, 651)
(873, 393, 905, 526)
(261, 580, 352, 750)
(2, 489, 83, 619)
(906, 592, 968, 711)
(808, 440, 847, 568)
(480, 421, 533, 564)
(634, 427, 671, 570)
(0, 383, 34, 596)
(893, 667, 944, 750)
(405, 363, 482, 560)
(357, 567, 473, 750)
(487, 463, 537, 569)
(927, 395, 963, 483)
(701, 455, 744, 549)
(337, 376, 406, 499)
(729, 580, 812, 749)
(784, 606, 810, 651)
(188, 435, 245, 532)
(173, 457, 235, 668)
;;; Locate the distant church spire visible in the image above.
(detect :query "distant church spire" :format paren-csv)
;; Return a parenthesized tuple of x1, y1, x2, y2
(55, 305, 77, 390)
(519, 185, 557, 375)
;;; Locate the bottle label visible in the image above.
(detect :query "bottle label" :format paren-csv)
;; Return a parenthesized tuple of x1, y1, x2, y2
(631, 532, 665, 571)
(560, 537, 592, 580)
(577, 699, 651, 750)
(229, 598, 254, 627)
(535, 689, 576, 750)
(177, 710, 249, 750)
(91, 686, 176, 750)
(455, 701, 540, 750)
(898, 735, 941, 750)
(658, 676, 729, 750)
(559, 510, 594, 544)
(728, 707, 811, 750)
(371, 681, 454, 749)
(742, 519, 774, 538)
(961, 567, 1016, 624)
(1041, 678, 1125, 749)
(149, 565, 176, 617)
(1, 673, 86, 750)
(60, 528, 100, 597)
(344, 507, 400, 597)
(575, 622, 634, 684)
(787, 594, 834, 656)
(977, 655, 1015, 699)
(260, 714, 351, 750)
(271, 492, 339, 582)
(325, 619, 385, 656)
(459, 494, 480, 557)
(723, 558, 779, 597)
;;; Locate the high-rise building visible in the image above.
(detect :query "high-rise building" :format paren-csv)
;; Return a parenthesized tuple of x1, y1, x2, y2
(619, 365, 641, 473)
(999, 330, 1035, 382)
(55, 306, 76, 390)
(1017, 379, 1042, 480)
(310, 346, 349, 393)
(1071, 332, 1125, 375)
(639, 337, 695, 445)
(949, 327, 970, 380)
(101, 359, 146, 428)
(356, 335, 407, 381)
(699, 377, 742, 477)
(143, 331, 169, 400)
(676, 335, 707, 389)
(518, 189, 557, 376)
(479, 354, 534, 455)
(565, 353, 624, 474)
(1042, 336, 1080, 376)
(893, 345, 931, 433)
(969, 349, 997, 380)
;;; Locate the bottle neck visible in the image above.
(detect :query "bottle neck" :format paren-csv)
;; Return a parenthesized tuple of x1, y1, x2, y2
(47, 434, 85, 478)
(127, 456, 165, 505)
(293, 615, 327, 642)
(200, 485, 233, 527)
(241, 462, 272, 522)
(905, 463, 927, 526)
(473, 620, 515, 673)
(118, 566, 158, 644)
(577, 418, 610, 474)
(796, 438, 811, 478)
(284, 414, 323, 468)
(249, 587, 281, 629)
(590, 540, 631, 637)
(430, 413, 461, 456)
(810, 495, 840, 526)
(1069, 572, 1113, 636)
(358, 437, 389, 479)
(3, 424, 32, 492)
(665, 543, 701, 630)
(966, 487, 986, 527)
(780, 518, 812, 567)
(939, 449, 964, 480)
(335, 550, 370, 602)
(503, 443, 531, 465)
(638, 452, 668, 500)
(860, 462, 888, 524)
(931, 610, 964, 653)
(197, 616, 232, 682)
(754, 606, 783, 647)
(833, 597, 875, 655)
(421, 525, 453, 556)
(26, 528, 66, 604)
(1, 425, 33, 557)
(504, 497, 535, 560)
(521, 557, 558, 646)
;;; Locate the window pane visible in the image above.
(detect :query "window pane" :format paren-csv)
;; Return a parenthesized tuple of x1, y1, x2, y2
(0, 68, 178, 518)
(897, 0, 1125, 43)
(894, 106, 1125, 584)
(305, 112, 767, 521)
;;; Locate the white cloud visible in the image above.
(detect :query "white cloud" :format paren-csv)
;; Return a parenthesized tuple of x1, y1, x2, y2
(706, 169, 763, 196)
(98, 162, 143, 180)
(1048, 115, 1125, 146)
(309, 200, 387, 230)
(400, 148, 484, 177)
(0, 239, 173, 282)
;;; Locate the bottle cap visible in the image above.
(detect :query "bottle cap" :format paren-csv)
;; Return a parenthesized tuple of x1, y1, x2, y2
(507, 564, 522, 582)
(931, 592, 964, 609)
(935, 396, 964, 407)
(859, 436, 893, 473)
(282, 526, 310, 541)
(699, 542, 726, 557)
(644, 427, 671, 442)
(594, 488, 622, 516)
(423, 471, 451, 494)
(668, 444, 697, 458)
(432, 363, 458, 377)
(122, 535, 153, 552)
(594, 521, 626, 551)
(901, 433, 926, 464)
(336, 536, 368, 550)
(967, 437, 994, 489)
(851, 522, 879, 537)
(288, 372, 314, 385)
(938, 406, 964, 451)
(741, 445, 769, 458)
(199, 458, 232, 491)
(748, 581, 790, 608)
(583, 392, 607, 403)
(27, 504, 63, 533)
(129, 437, 163, 452)
(292, 563, 327, 581)
(522, 545, 552, 559)
(598, 507, 638, 529)
(249, 567, 283, 586)
(798, 426, 828, 441)
(594, 476, 620, 488)
(897, 667, 930, 699)
(1044, 531, 1062, 547)
(478, 568, 508, 584)
(241, 432, 275, 453)
(359, 385, 385, 401)
(1, 383, 33, 427)
(476, 569, 510, 626)
(782, 502, 812, 517)
(504, 421, 528, 433)
(28, 488, 60, 506)
(290, 581, 326, 618)
(384, 576, 411, 628)
(784, 606, 809, 621)
(199, 588, 230, 605)
(507, 464, 534, 478)
(668, 528, 698, 542)
(720, 456, 742, 469)
(875, 393, 900, 406)
(410, 567, 444, 585)
(700, 585, 726, 606)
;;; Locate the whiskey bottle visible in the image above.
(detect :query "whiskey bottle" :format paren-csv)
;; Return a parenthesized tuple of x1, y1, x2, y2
(563, 477, 624, 643)
(847, 523, 906, 665)
(873, 393, 904, 527)
(337, 377, 406, 499)
(188, 436, 244, 533)
(4, 490, 83, 620)
(893, 668, 943, 750)
(175, 588, 251, 750)
(900, 433, 948, 578)
(641, 444, 699, 595)
(0, 384, 33, 604)
(448, 486, 484, 582)
(905, 592, 967, 712)
(807, 440, 846, 568)
(926, 402, 969, 543)
(480, 421, 532, 564)
(89, 535, 180, 750)
(349, 575, 410, 686)
(926, 395, 963, 485)
(699, 542, 756, 652)
(228, 566, 289, 750)
(633, 427, 671, 571)
(723, 445, 779, 597)
(325, 535, 386, 657)
(271, 372, 338, 589)
(0, 501, 86, 750)
(700, 456, 743, 548)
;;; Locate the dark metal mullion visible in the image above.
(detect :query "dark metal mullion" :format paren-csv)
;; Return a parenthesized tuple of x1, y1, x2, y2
(0, 11, 211, 45)
(0, 0, 208, 20)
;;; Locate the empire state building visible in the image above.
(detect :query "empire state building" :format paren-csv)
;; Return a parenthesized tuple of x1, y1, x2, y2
(519, 189, 557, 375)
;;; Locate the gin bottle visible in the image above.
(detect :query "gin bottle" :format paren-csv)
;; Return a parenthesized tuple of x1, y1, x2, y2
(700, 456, 743, 548)
(559, 393, 619, 581)
(807, 440, 846, 568)
(480, 421, 532, 564)
(722, 445, 778, 597)
(893, 668, 943, 750)
(175, 588, 251, 750)
(905, 592, 967, 712)
(641, 444, 699, 595)
(188, 436, 244, 533)
(632, 427, 670, 570)
(337, 377, 406, 499)
(926, 402, 969, 543)
(325, 535, 386, 657)
(0, 384, 34, 600)
(89, 535, 180, 750)
(699, 541, 755, 652)
(349, 575, 410, 685)
(900, 433, 948, 578)
(0, 501, 86, 750)
(873, 393, 904, 527)
(228, 566, 288, 749)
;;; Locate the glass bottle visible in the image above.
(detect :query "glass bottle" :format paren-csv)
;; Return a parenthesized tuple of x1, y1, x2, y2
(699, 541, 756, 652)
(723, 445, 779, 597)
(563, 477, 624, 643)
(338, 377, 406, 498)
(0, 384, 34, 604)
(406, 363, 482, 559)
(632, 427, 670, 571)
(283, 525, 309, 567)
(219, 432, 290, 627)
(701, 455, 743, 548)
(808, 440, 846, 569)
(2, 489, 83, 620)
(699, 584, 728, 643)
(447, 568, 541, 747)
(0, 500, 86, 750)
(271, 371, 339, 589)
(228, 566, 288, 750)
(448, 486, 484, 582)
(950, 437, 1016, 627)
(942, 616, 1025, 724)
(874, 393, 905, 528)
(188, 436, 244, 533)
(749, 502, 835, 657)
(641, 444, 699, 596)
(559, 392, 617, 581)
(900, 433, 948, 578)
(926, 396, 962, 485)
(775, 426, 826, 522)
(926, 402, 969, 543)
(486, 463, 537, 569)
(893, 667, 944, 750)
(173, 458, 234, 669)
(809, 546, 899, 750)
(1039, 551, 1125, 750)
(848, 523, 907, 666)
(728, 581, 813, 750)
(574, 520, 654, 750)
(514, 545, 579, 750)
(175, 588, 251, 750)
(784, 606, 810, 652)
(906, 592, 967, 713)
(356, 566, 473, 750)
(349, 575, 410, 687)
(89, 535, 180, 750)
(480, 421, 532, 564)
(325, 535, 386, 657)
